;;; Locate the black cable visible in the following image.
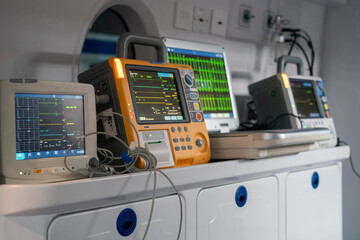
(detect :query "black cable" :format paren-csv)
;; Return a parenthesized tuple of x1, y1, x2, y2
(337, 139, 360, 180)
(290, 33, 315, 75)
(284, 39, 312, 75)
(295, 30, 315, 75)
(287, 34, 298, 56)
(266, 113, 303, 129)
(282, 28, 315, 76)
(293, 41, 312, 75)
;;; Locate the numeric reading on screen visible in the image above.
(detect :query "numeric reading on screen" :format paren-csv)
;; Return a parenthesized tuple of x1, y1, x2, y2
(167, 47, 233, 118)
(128, 69, 186, 122)
(15, 94, 85, 160)
(290, 80, 321, 118)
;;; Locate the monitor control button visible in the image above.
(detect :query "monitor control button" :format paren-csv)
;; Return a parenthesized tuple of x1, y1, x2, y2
(181, 146, 187, 150)
(190, 93, 199, 100)
(175, 146, 180, 151)
(196, 113, 203, 121)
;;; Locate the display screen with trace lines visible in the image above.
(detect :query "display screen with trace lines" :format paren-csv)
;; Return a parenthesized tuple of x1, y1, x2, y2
(15, 93, 85, 160)
(167, 47, 234, 119)
(290, 80, 321, 118)
(128, 68, 188, 123)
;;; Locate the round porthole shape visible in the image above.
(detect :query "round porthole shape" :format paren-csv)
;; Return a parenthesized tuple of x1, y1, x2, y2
(116, 208, 137, 237)
(235, 185, 248, 207)
(312, 171, 320, 189)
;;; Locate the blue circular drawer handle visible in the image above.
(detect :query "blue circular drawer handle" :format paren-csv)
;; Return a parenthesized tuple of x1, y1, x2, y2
(117, 208, 137, 236)
(312, 171, 320, 189)
(235, 186, 248, 207)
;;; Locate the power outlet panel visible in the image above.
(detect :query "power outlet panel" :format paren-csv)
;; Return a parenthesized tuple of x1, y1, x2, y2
(174, 1, 194, 31)
(192, 6, 211, 34)
(227, 0, 276, 43)
(263, 10, 275, 31)
(210, 9, 228, 36)
(239, 4, 253, 28)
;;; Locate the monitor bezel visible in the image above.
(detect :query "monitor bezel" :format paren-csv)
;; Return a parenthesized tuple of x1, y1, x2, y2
(162, 37, 239, 133)
(125, 64, 190, 125)
(0, 80, 97, 182)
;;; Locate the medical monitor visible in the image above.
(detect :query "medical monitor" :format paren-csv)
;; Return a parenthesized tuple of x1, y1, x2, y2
(163, 38, 239, 133)
(0, 79, 97, 184)
(248, 74, 337, 147)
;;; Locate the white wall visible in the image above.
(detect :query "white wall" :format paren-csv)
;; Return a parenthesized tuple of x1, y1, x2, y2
(321, 3, 360, 239)
(0, 0, 159, 82)
(0, 0, 326, 95)
(143, 0, 326, 95)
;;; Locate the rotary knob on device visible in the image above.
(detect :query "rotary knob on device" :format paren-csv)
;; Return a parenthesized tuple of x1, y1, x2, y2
(196, 138, 204, 147)
(184, 74, 193, 86)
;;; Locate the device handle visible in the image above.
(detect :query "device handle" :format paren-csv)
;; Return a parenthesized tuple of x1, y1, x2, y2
(277, 55, 304, 75)
(116, 33, 168, 62)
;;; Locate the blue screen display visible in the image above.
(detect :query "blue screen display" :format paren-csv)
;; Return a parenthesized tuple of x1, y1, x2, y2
(15, 93, 85, 160)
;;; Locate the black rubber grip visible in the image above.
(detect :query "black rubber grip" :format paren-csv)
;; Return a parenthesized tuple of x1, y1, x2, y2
(116, 33, 167, 62)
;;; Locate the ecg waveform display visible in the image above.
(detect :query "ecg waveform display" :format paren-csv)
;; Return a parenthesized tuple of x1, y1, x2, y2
(15, 93, 85, 160)
(128, 68, 186, 123)
(167, 47, 233, 118)
(290, 80, 321, 118)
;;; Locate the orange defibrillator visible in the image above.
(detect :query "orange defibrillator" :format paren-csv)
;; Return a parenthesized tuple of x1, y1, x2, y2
(79, 56, 210, 168)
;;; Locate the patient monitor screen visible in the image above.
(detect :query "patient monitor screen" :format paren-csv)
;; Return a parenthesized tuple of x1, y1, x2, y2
(167, 48, 233, 119)
(127, 67, 188, 123)
(15, 93, 85, 160)
(290, 79, 321, 118)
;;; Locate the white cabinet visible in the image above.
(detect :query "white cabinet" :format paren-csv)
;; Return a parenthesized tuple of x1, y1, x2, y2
(48, 195, 184, 240)
(197, 177, 278, 240)
(0, 146, 349, 240)
(286, 165, 342, 240)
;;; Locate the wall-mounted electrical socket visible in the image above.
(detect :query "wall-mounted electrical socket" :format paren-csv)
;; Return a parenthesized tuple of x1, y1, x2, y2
(263, 11, 275, 31)
(174, 1, 194, 31)
(227, 0, 270, 43)
(239, 4, 254, 28)
(192, 6, 211, 34)
(210, 9, 228, 36)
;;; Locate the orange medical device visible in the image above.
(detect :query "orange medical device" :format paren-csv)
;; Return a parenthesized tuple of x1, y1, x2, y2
(79, 57, 210, 168)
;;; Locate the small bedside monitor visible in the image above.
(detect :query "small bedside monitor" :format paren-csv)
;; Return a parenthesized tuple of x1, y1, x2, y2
(0, 79, 97, 184)
(248, 74, 337, 147)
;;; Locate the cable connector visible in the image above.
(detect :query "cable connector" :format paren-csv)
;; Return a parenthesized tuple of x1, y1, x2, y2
(129, 141, 137, 151)
(121, 152, 133, 164)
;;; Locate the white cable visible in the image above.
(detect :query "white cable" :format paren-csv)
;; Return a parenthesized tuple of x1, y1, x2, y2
(157, 169, 183, 240)
(64, 110, 182, 239)
(140, 150, 157, 240)
(63, 131, 130, 173)
(97, 147, 116, 164)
